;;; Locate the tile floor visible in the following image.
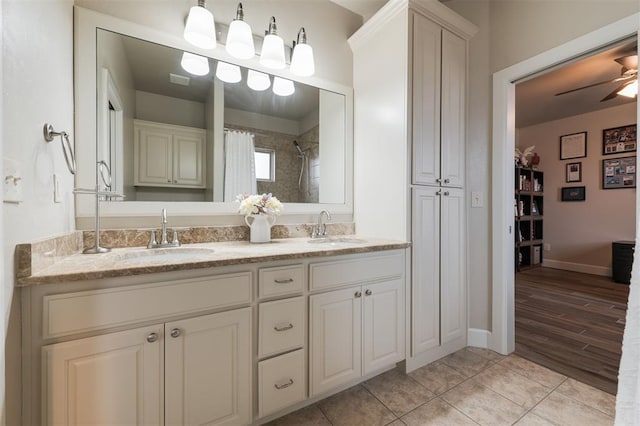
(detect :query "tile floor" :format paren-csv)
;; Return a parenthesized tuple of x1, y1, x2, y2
(266, 347, 616, 426)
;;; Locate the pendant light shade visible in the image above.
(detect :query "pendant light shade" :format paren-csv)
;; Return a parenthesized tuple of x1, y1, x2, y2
(247, 70, 271, 91)
(273, 77, 295, 96)
(181, 52, 210, 76)
(618, 80, 638, 98)
(260, 17, 286, 69)
(226, 3, 255, 60)
(216, 62, 241, 83)
(184, 0, 216, 50)
(290, 28, 315, 77)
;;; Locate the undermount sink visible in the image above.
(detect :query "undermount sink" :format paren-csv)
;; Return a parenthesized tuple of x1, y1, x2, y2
(307, 237, 368, 245)
(116, 247, 215, 264)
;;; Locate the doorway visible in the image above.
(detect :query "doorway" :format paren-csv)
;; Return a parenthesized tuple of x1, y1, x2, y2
(490, 13, 640, 360)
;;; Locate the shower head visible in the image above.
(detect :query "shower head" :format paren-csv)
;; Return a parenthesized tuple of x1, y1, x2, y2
(292, 140, 304, 155)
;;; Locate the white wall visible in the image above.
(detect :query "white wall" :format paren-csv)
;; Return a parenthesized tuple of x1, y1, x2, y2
(0, 0, 5, 420)
(2, 1, 75, 424)
(518, 103, 636, 274)
(445, 0, 640, 332)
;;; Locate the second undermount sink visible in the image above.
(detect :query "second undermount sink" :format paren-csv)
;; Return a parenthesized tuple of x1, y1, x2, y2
(116, 247, 215, 264)
(307, 237, 368, 245)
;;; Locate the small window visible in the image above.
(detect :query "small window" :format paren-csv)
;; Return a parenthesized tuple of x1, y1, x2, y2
(255, 149, 275, 182)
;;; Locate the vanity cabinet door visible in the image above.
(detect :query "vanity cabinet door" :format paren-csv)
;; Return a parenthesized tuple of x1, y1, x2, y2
(42, 324, 164, 426)
(173, 132, 205, 187)
(310, 287, 362, 397)
(136, 126, 173, 186)
(165, 307, 252, 426)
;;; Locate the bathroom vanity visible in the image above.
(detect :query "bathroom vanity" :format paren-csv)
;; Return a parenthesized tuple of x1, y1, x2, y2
(18, 238, 408, 425)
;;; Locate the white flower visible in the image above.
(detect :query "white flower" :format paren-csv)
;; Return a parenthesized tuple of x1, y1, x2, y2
(236, 193, 283, 216)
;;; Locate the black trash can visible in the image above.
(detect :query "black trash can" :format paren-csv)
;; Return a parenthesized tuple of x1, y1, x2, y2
(612, 241, 635, 285)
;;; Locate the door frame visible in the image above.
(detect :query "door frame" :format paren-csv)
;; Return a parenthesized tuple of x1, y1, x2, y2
(490, 13, 640, 354)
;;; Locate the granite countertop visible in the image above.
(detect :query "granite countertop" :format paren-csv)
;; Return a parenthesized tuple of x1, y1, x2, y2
(17, 236, 410, 286)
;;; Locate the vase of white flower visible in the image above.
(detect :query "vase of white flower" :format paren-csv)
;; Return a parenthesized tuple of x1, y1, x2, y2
(237, 193, 283, 243)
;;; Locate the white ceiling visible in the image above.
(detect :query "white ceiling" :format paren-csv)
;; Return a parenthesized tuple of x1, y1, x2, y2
(516, 40, 637, 128)
(330, 0, 388, 21)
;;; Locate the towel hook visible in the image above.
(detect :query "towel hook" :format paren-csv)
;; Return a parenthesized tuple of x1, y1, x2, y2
(44, 123, 77, 175)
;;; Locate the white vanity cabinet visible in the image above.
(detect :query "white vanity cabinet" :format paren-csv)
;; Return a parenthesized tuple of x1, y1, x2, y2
(134, 119, 206, 188)
(309, 252, 405, 397)
(43, 308, 251, 426)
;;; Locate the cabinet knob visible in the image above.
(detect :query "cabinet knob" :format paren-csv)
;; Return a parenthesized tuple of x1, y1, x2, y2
(436, 190, 442, 196)
(146, 332, 159, 343)
(170, 328, 181, 338)
(173, 180, 178, 184)
(436, 178, 442, 183)
(167, 179, 171, 183)
(274, 379, 294, 390)
(443, 191, 450, 196)
(365, 289, 372, 296)
(444, 178, 450, 184)
(355, 291, 362, 298)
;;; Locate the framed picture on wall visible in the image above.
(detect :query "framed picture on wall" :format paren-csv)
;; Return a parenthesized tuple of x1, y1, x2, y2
(603, 156, 636, 189)
(561, 186, 586, 201)
(566, 162, 582, 183)
(560, 132, 587, 160)
(603, 124, 636, 155)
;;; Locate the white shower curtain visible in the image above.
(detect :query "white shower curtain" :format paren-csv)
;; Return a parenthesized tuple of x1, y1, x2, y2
(223, 130, 257, 202)
(616, 235, 640, 424)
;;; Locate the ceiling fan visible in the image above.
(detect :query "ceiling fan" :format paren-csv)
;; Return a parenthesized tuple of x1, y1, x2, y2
(555, 54, 638, 101)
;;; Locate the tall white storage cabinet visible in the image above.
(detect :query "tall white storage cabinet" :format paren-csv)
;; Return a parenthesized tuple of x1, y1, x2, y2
(349, 0, 477, 371)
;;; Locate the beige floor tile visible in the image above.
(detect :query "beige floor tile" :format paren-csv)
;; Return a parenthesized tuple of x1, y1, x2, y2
(465, 346, 507, 362)
(472, 363, 552, 409)
(499, 355, 566, 388)
(317, 385, 397, 426)
(363, 368, 436, 416)
(386, 420, 406, 426)
(532, 392, 614, 426)
(408, 361, 467, 395)
(555, 378, 616, 417)
(441, 380, 526, 426)
(513, 412, 555, 426)
(401, 398, 478, 426)
(440, 348, 494, 377)
(265, 404, 331, 426)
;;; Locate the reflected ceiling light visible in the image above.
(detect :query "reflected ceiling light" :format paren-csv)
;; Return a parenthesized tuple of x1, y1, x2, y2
(618, 80, 638, 98)
(184, 0, 216, 50)
(181, 52, 210, 76)
(260, 17, 286, 69)
(273, 77, 295, 96)
(290, 27, 315, 77)
(216, 62, 242, 83)
(247, 70, 271, 91)
(226, 3, 255, 60)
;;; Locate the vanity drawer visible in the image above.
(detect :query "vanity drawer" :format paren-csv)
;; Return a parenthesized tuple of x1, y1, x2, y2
(258, 264, 305, 298)
(259, 296, 305, 358)
(309, 251, 404, 291)
(43, 272, 252, 339)
(258, 349, 306, 418)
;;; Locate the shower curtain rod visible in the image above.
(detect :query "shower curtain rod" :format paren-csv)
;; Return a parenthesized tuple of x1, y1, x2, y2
(223, 127, 289, 138)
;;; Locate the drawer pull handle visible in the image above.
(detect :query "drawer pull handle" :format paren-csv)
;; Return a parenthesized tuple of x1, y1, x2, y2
(274, 323, 294, 332)
(274, 379, 294, 390)
(146, 332, 159, 343)
(274, 278, 294, 284)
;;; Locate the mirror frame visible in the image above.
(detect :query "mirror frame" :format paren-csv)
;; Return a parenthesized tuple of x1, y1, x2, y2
(74, 6, 353, 229)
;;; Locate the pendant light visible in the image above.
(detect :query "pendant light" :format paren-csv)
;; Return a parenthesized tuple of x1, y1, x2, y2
(260, 17, 286, 69)
(273, 77, 295, 96)
(247, 70, 271, 91)
(226, 3, 255, 60)
(183, 0, 217, 50)
(290, 27, 315, 77)
(216, 61, 242, 83)
(181, 52, 210, 76)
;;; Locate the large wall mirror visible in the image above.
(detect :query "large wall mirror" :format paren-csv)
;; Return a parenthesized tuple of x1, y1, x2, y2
(75, 7, 353, 227)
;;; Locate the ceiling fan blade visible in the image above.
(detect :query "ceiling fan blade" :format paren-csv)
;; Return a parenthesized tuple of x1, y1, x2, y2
(600, 80, 634, 102)
(615, 54, 638, 70)
(554, 75, 633, 96)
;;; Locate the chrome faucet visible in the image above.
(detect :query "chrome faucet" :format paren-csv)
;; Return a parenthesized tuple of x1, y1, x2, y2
(148, 209, 181, 248)
(312, 210, 331, 238)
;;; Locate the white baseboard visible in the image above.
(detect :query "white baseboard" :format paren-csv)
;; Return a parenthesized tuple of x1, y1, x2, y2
(467, 328, 491, 348)
(542, 259, 611, 277)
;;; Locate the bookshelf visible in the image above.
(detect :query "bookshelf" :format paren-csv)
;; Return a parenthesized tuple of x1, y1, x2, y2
(515, 167, 544, 271)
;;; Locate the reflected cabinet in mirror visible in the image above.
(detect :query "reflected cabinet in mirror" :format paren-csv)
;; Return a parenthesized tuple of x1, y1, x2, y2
(75, 7, 352, 226)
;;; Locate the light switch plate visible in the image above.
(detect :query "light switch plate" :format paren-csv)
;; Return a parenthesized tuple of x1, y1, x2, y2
(471, 191, 483, 208)
(3, 158, 23, 204)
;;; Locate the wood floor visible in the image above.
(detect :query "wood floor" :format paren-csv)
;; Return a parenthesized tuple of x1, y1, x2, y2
(515, 267, 629, 395)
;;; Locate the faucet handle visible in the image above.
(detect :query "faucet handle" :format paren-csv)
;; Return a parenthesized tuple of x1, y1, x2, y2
(171, 229, 181, 247)
(147, 230, 158, 249)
